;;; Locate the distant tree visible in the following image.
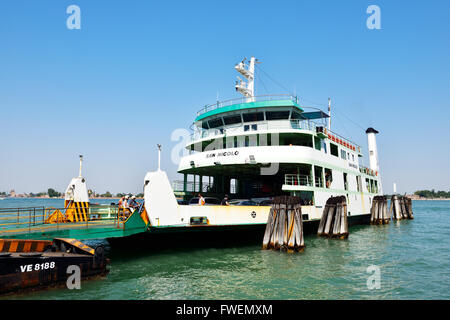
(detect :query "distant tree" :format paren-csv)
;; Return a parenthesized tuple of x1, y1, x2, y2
(102, 191, 112, 198)
(136, 193, 144, 198)
(47, 188, 61, 198)
(414, 190, 450, 198)
(116, 193, 125, 198)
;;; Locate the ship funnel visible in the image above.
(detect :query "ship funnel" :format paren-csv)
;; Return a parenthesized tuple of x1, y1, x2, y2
(366, 127, 382, 193)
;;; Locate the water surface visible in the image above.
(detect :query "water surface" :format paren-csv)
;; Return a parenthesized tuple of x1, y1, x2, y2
(0, 198, 448, 299)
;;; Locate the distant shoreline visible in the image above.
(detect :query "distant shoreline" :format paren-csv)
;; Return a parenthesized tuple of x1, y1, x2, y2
(412, 198, 450, 201)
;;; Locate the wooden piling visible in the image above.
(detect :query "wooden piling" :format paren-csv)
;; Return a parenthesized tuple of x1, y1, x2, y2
(339, 200, 349, 239)
(317, 196, 348, 239)
(262, 196, 305, 253)
(323, 203, 336, 236)
(317, 203, 330, 236)
(294, 207, 304, 252)
(371, 196, 389, 224)
(262, 207, 275, 250)
(392, 195, 402, 220)
(406, 197, 414, 219)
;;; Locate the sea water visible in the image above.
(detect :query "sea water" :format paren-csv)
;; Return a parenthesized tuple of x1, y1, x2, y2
(0, 198, 449, 300)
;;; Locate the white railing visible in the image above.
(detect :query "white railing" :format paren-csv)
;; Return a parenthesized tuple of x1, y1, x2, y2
(284, 174, 312, 187)
(315, 176, 324, 188)
(172, 181, 213, 193)
(190, 119, 318, 142)
(196, 94, 299, 117)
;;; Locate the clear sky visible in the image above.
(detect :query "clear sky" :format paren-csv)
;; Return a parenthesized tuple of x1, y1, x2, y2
(1, 0, 449, 195)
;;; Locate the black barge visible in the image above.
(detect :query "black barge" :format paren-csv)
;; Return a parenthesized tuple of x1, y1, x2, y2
(0, 238, 109, 295)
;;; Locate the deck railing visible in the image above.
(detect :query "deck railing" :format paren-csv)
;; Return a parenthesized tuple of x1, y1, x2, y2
(190, 119, 318, 142)
(0, 205, 124, 237)
(359, 166, 378, 177)
(196, 94, 299, 117)
(172, 181, 214, 193)
(284, 174, 312, 187)
(315, 176, 324, 188)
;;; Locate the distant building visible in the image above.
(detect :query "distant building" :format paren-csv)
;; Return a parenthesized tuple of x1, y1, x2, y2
(9, 190, 16, 198)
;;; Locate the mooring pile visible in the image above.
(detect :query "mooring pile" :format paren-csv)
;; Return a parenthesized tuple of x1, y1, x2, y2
(370, 196, 390, 224)
(262, 196, 304, 253)
(390, 195, 414, 220)
(371, 195, 414, 223)
(317, 196, 348, 239)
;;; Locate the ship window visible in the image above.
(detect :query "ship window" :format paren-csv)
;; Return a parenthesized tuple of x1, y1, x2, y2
(201, 121, 209, 129)
(266, 111, 290, 120)
(230, 179, 238, 194)
(226, 136, 234, 148)
(244, 125, 250, 131)
(325, 169, 333, 188)
(330, 143, 339, 157)
(314, 137, 321, 150)
(322, 141, 327, 153)
(281, 133, 313, 147)
(208, 118, 223, 129)
(343, 173, 348, 190)
(291, 111, 303, 120)
(251, 124, 257, 131)
(243, 112, 264, 122)
(340, 149, 346, 159)
(223, 115, 242, 125)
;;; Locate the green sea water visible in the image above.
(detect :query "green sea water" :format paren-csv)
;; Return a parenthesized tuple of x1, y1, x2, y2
(0, 198, 449, 300)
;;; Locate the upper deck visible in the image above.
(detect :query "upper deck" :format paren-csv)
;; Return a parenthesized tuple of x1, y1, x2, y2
(189, 95, 361, 154)
(195, 94, 301, 121)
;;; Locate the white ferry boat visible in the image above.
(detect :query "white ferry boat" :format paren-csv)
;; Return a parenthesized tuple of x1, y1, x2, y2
(141, 57, 382, 236)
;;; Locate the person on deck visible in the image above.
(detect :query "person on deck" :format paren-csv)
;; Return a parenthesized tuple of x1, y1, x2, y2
(118, 196, 125, 208)
(129, 196, 140, 210)
(123, 195, 129, 209)
(198, 194, 206, 206)
(221, 195, 230, 206)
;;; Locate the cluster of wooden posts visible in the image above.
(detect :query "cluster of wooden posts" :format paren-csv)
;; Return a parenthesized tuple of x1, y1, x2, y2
(371, 195, 414, 224)
(262, 196, 304, 253)
(370, 196, 390, 224)
(262, 194, 414, 253)
(317, 196, 349, 239)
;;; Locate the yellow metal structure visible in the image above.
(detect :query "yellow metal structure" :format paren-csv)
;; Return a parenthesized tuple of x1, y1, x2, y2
(45, 201, 90, 224)
(44, 208, 66, 224)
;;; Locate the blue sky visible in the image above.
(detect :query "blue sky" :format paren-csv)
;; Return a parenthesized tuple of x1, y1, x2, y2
(0, 0, 449, 195)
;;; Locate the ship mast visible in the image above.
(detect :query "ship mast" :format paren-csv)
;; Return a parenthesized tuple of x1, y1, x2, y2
(328, 98, 331, 130)
(78, 155, 83, 178)
(235, 57, 257, 102)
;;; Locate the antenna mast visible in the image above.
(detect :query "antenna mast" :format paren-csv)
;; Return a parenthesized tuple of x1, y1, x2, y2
(235, 57, 257, 102)
(157, 144, 162, 171)
(78, 155, 83, 178)
(328, 98, 331, 130)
